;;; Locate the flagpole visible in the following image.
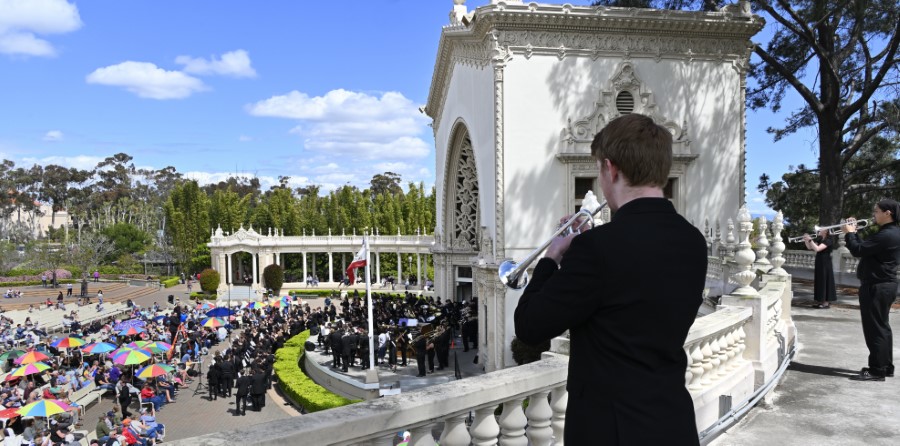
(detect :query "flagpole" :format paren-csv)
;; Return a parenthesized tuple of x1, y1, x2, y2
(364, 235, 378, 384)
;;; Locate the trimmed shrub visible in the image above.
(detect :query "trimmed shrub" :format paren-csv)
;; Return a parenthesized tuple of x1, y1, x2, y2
(286, 289, 415, 300)
(161, 277, 180, 288)
(190, 292, 216, 300)
(511, 337, 551, 366)
(198, 268, 220, 293)
(274, 330, 359, 412)
(263, 264, 284, 294)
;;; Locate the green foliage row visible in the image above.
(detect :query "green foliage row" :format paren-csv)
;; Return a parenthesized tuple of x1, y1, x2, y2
(190, 292, 216, 300)
(0, 279, 76, 287)
(274, 330, 358, 412)
(161, 277, 180, 288)
(286, 289, 414, 300)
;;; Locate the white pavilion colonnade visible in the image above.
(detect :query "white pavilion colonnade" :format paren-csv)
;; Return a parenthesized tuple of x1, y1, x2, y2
(207, 225, 435, 295)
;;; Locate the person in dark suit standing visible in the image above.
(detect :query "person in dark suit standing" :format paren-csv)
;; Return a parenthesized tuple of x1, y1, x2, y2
(206, 361, 221, 401)
(330, 325, 344, 370)
(234, 370, 253, 416)
(514, 114, 707, 445)
(843, 199, 900, 381)
(358, 328, 371, 370)
(218, 354, 235, 398)
(340, 330, 353, 372)
(250, 367, 267, 411)
(414, 331, 428, 378)
(803, 228, 837, 308)
(347, 329, 359, 369)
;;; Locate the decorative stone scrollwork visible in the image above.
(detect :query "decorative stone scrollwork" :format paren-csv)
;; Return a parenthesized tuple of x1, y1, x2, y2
(561, 62, 692, 157)
(452, 136, 480, 251)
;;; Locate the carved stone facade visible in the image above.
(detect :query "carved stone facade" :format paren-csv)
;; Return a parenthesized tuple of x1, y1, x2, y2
(427, 1, 762, 371)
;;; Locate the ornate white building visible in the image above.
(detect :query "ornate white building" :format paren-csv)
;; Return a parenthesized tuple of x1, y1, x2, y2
(425, 0, 763, 371)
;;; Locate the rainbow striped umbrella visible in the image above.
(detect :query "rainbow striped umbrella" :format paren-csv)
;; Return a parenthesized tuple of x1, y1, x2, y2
(81, 342, 117, 355)
(135, 363, 174, 379)
(16, 399, 72, 418)
(126, 341, 150, 349)
(197, 302, 215, 311)
(244, 301, 266, 309)
(112, 348, 153, 365)
(14, 351, 50, 365)
(9, 361, 51, 377)
(0, 349, 25, 363)
(51, 337, 86, 349)
(144, 341, 172, 354)
(118, 326, 146, 336)
(270, 298, 291, 308)
(200, 317, 226, 328)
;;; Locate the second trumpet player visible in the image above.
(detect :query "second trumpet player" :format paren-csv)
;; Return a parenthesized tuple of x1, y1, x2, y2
(802, 228, 837, 308)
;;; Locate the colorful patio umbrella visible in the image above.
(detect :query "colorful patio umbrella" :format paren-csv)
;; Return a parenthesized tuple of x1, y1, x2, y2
(0, 349, 25, 363)
(16, 399, 72, 418)
(126, 341, 150, 349)
(114, 319, 146, 331)
(111, 348, 153, 365)
(200, 317, 226, 328)
(197, 302, 215, 311)
(81, 342, 117, 355)
(270, 298, 291, 308)
(118, 326, 146, 336)
(135, 363, 174, 379)
(206, 307, 233, 317)
(9, 361, 51, 377)
(0, 407, 20, 420)
(51, 337, 86, 349)
(144, 341, 172, 354)
(244, 301, 266, 309)
(14, 351, 50, 365)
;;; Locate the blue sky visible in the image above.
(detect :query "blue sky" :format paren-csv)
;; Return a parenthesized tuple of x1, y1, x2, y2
(0, 0, 818, 216)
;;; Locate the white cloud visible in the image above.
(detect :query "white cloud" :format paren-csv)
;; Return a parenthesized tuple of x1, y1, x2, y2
(42, 130, 63, 141)
(0, 0, 82, 57)
(175, 49, 256, 78)
(181, 171, 310, 191)
(86, 61, 207, 100)
(238, 135, 252, 142)
(22, 154, 103, 170)
(247, 89, 431, 160)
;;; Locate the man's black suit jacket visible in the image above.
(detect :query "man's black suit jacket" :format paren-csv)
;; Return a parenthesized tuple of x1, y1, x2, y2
(515, 197, 706, 445)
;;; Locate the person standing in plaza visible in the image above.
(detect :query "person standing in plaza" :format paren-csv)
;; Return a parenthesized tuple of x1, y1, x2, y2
(803, 227, 837, 308)
(514, 114, 707, 445)
(234, 370, 252, 416)
(843, 199, 900, 381)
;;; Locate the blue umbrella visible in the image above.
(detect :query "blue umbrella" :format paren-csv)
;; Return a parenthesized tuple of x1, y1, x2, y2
(114, 319, 146, 331)
(206, 307, 234, 317)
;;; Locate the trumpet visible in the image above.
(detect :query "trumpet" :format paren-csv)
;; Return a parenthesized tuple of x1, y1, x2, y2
(499, 191, 607, 289)
(788, 218, 871, 243)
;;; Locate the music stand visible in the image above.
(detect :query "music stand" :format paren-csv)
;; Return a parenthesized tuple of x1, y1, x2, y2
(191, 358, 206, 397)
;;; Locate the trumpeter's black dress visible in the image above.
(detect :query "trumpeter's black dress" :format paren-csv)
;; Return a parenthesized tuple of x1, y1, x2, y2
(814, 236, 837, 303)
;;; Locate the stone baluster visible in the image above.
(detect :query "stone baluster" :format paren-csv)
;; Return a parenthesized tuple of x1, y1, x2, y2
(769, 211, 788, 275)
(440, 415, 472, 446)
(410, 424, 438, 446)
(735, 325, 747, 364)
(525, 392, 553, 446)
(550, 385, 567, 445)
(716, 332, 730, 378)
(731, 207, 759, 296)
(724, 329, 738, 371)
(699, 340, 714, 387)
(687, 342, 704, 391)
(714, 220, 722, 257)
(498, 398, 527, 446)
(754, 216, 771, 270)
(471, 406, 501, 446)
(708, 337, 722, 381)
(704, 218, 712, 253)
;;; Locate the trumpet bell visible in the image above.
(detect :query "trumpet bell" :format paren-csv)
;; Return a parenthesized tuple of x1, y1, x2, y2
(499, 260, 529, 290)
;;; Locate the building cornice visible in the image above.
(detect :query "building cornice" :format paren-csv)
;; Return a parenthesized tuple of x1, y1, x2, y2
(425, 2, 764, 123)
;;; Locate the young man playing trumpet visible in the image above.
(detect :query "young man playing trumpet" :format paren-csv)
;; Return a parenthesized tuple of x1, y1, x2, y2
(514, 114, 707, 445)
(843, 198, 900, 381)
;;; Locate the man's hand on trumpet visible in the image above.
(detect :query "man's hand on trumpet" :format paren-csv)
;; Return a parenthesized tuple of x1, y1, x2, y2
(546, 215, 581, 264)
(842, 217, 858, 234)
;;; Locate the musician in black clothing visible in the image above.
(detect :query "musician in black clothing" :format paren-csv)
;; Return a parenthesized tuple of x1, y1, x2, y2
(435, 323, 452, 370)
(250, 368, 267, 411)
(206, 361, 221, 401)
(218, 354, 235, 397)
(358, 328, 371, 370)
(330, 326, 344, 369)
(396, 325, 410, 366)
(844, 198, 900, 381)
(234, 371, 253, 416)
(340, 330, 353, 372)
(414, 332, 428, 377)
(347, 329, 359, 368)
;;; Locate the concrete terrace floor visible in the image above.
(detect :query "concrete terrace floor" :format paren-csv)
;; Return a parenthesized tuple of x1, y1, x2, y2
(710, 281, 900, 446)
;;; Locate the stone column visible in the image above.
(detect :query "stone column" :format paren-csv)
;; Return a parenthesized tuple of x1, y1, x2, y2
(397, 251, 402, 282)
(226, 253, 233, 285)
(328, 251, 334, 283)
(302, 252, 308, 283)
(312, 253, 317, 279)
(341, 253, 346, 280)
(217, 253, 227, 291)
(416, 253, 422, 289)
(275, 252, 280, 266)
(252, 253, 259, 289)
(376, 252, 381, 282)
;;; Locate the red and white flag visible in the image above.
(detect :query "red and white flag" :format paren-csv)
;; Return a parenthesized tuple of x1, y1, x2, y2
(346, 243, 367, 285)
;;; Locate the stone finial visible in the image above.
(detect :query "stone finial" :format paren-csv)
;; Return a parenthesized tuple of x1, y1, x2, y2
(268, 227, 272, 237)
(303, 228, 306, 236)
(753, 216, 771, 270)
(450, 0, 467, 25)
(715, 220, 722, 256)
(342, 228, 345, 236)
(725, 218, 736, 258)
(769, 211, 788, 275)
(731, 206, 759, 295)
(353, 228, 356, 236)
(312, 228, 315, 237)
(328, 228, 332, 236)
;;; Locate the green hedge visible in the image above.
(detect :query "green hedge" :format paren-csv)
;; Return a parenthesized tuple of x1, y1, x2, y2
(161, 277, 180, 288)
(190, 292, 216, 300)
(274, 330, 359, 412)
